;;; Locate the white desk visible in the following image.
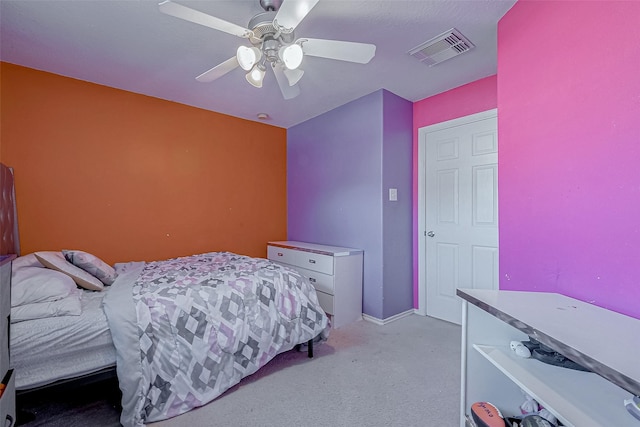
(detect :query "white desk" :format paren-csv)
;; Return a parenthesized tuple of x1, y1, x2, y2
(458, 289, 640, 427)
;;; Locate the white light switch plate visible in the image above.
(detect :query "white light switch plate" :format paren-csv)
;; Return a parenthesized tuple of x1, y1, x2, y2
(389, 188, 398, 201)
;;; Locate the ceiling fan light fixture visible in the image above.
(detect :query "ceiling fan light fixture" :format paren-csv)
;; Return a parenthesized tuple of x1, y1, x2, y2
(159, 0, 377, 100)
(237, 45, 262, 71)
(279, 43, 303, 70)
(246, 64, 266, 88)
(283, 67, 304, 86)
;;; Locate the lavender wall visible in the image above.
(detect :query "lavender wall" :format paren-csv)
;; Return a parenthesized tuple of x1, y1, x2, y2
(498, 1, 640, 318)
(382, 90, 413, 319)
(288, 89, 413, 320)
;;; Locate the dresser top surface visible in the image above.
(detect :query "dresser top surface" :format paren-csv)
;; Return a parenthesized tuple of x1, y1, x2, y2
(458, 288, 640, 396)
(268, 241, 363, 256)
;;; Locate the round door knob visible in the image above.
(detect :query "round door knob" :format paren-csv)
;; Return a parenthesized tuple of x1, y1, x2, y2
(427, 231, 435, 237)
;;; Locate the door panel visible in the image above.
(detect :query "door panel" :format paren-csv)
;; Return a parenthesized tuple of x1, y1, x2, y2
(436, 243, 459, 298)
(437, 138, 459, 160)
(471, 245, 498, 290)
(437, 169, 459, 224)
(473, 165, 497, 226)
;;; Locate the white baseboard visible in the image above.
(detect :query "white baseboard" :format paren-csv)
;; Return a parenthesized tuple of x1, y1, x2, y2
(362, 309, 418, 326)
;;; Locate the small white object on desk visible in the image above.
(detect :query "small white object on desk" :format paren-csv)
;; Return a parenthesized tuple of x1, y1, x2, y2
(624, 396, 640, 421)
(510, 340, 532, 358)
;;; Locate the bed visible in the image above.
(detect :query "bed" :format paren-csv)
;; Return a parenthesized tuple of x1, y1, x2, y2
(1, 163, 330, 426)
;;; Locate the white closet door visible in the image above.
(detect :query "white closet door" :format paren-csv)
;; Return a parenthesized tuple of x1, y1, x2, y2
(420, 111, 498, 325)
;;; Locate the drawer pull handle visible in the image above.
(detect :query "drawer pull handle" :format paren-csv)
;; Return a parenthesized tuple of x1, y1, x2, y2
(308, 259, 316, 264)
(277, 252, 283, 257)
(309, 278, 316, 283)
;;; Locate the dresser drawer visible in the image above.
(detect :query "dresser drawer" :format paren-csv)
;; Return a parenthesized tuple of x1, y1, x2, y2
(267, 246, 298, 265)
(296, 266, 334, 295)
(315, 290, 334, 315)
(267, 241, 362, 329)
(295, 251, 333, 275)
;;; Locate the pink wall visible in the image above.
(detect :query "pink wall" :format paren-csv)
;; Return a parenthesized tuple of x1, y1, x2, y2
(412, 76, 498, 306)
(498, 1, 640, 318)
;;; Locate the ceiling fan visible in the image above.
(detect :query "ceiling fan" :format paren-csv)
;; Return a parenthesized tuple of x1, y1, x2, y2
(158, 0, 376, 100)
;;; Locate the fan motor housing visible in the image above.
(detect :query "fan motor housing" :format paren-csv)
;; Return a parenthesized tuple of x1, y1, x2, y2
(248, 11, 294, 45)
(259, 0, 282, 11)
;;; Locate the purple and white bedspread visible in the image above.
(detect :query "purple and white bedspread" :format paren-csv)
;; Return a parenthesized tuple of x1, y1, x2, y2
(103, 252, 329, 427)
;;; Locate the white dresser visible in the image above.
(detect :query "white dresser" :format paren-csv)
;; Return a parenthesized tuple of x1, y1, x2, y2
(267, 241, 363, 329)
(458, 289, 640, 427)
(0, 255, 16, 427)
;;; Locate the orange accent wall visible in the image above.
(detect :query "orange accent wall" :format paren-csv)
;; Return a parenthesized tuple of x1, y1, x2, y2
(0, 62, 287, 264)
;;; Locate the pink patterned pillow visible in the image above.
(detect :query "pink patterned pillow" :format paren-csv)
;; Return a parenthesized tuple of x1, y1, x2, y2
(62, 250, 117, 285)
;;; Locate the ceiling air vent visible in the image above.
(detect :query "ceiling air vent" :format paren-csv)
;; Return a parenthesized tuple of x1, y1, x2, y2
(409, 28, 475, 66)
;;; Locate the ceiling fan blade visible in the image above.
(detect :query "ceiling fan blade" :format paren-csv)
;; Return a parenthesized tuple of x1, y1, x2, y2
(159, 0, 252, 38)
(196, 57, 239, 82)
(272, 65, 300, 100)
(299, 38, 376, 64)
(283, 68, 304, 86)
(274, 0, 320, 32)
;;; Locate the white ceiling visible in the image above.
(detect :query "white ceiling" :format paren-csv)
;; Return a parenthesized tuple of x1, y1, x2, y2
(0, 0, 516, 128)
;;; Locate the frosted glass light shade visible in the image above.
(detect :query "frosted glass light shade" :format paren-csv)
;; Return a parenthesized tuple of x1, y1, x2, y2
(279, 44, 303, 70)
(237, 46, 262, 71)
(246, 65, 265, 88)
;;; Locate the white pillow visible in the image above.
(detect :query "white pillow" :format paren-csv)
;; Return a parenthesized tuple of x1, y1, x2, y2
(11, 266, 77, 307)
(10, 290, 82, 323)
(11, 253, 44, 270)
(35, 251, 104, 291)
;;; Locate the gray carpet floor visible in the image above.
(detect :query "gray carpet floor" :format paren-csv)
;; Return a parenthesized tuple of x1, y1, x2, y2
(16, 314, 461, 426)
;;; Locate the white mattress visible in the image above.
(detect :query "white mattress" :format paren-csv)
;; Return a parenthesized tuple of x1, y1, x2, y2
(10, 288, 117, 390)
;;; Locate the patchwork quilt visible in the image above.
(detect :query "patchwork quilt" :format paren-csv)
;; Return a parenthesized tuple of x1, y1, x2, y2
(103, 252, 329, 427)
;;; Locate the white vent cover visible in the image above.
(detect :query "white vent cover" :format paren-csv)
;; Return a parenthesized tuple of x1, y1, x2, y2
(408, 28, 475, 66)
